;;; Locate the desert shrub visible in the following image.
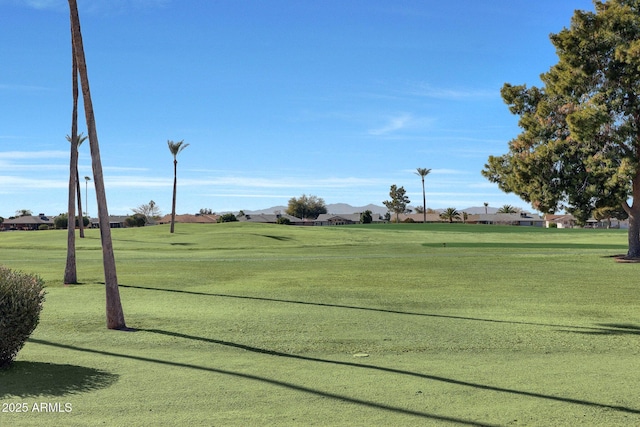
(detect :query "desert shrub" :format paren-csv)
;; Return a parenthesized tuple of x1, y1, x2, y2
(54, 214, 68, 229)
(217, 213, 237, 223)
(125, 214, 146, 227)
(276, 217, 291, 225)
(0, 266, 46, 369)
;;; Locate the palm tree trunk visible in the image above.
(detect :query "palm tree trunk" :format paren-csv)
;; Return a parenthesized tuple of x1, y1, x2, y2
(64, 22, 78, 285)
(76, 168, 84, 238)
(69, 0, 126, 329)
(421, 178, 426, 223)
(170, 159, 177, 233)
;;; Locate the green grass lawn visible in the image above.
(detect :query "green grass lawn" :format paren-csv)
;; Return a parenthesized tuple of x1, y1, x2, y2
(1, 222, 639, 426)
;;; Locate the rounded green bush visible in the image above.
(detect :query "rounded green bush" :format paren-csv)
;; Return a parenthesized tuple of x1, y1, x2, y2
(0, 266, 46, 369)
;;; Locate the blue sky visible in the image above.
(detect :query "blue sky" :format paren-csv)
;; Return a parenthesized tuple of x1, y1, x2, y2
(1, 0, 595, 217)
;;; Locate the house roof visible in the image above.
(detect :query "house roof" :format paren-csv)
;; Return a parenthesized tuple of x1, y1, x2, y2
(3, 215, 54, 225)
(396, 213, 442, 222)
(158, 214, 219, 224)
(239, 213, 302, 223)
(468, 213, 544, 223)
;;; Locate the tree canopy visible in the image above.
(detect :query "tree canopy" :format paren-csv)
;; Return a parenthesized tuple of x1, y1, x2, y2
(382, 185, 410, 223)
(132, 200, 161, 224)
(440, 208, 461, 223)
(482, 0, 640, 258)
(286, 194, 327, 220)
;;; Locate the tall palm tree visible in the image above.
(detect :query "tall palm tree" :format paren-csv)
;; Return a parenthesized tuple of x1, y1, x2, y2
(69, 0, 126, 330)
(440, 207, 461, 223)
(64, 31, 79, 285)
(484, 202, 489, 215)
(415, 168, 431, 223)
(168, 140, 189, 233)
(67, 132, 88, 238)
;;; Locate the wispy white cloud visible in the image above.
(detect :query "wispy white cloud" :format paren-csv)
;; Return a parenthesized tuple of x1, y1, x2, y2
(368, 114, 413, 136)
(2, 0, 170, 12)
(0, 83, 53, 91)
(0, 175, 66, 189)
(408, 83, 497, 100)
(0, 150, 67, 159)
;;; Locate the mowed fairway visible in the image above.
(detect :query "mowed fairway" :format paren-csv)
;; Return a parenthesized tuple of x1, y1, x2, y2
(1, 222, 639, 426)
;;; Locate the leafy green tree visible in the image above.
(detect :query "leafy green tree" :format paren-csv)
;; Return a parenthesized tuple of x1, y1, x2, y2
(383, 185, 410, 223)
(55, 213, 69, 229)
(593, 205, 629, 229)
(415, 167, 431, 223)
(217, 213, 238, 223)
(286, 194, 327, 220)
(276, 216, 291, 225)
(125, 214, 146, 227)
(167, 140, 189, 234)
(360, 210, 373, 224)
(132, 200, 161, 224)
(482, 0, 640, 258)
(497, 205, 518, 214)
(440, 208, 461, 223)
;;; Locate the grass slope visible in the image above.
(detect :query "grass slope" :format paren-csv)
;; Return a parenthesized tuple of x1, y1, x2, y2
(1, 223, 639, 426)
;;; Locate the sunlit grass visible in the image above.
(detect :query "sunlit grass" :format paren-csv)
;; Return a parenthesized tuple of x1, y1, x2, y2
(1, 223, 639, 426)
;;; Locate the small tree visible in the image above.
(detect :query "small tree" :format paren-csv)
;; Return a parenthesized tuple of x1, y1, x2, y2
(217, 213, 238, 223)
(360, 210, 373, 224)
(55, 213, 69, 229)
(440, 208, 461, 223)
(125, 214, 147, 227)
(132, 200, 161, 224)
(286, 194, 327, 220)
(383, 185, 410, 223)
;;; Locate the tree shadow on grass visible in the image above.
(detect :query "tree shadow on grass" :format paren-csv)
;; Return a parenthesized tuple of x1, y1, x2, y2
(27, 338, 499, 427)
(118, 284, 615, 334)
(562, 323, 640, 336)
(0, 362, 118, 398)
(422, 242, 627, 250)
(28, 332, 640, 420)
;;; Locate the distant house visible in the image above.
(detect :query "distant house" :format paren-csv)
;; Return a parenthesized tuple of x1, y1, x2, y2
(88, 216, 130, 229)
(157, 213, 219, 225)
(468, 212, 545, 227)
(238, 213, 305, 225)
(1, 214, 54, 231)
(395, 213, 442, 223)
(544, 214, 576, 229)
(314, 213, 385, 226)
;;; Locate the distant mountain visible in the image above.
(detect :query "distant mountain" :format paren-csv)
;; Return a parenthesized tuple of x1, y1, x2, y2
(460, 206, 500, 215)
(243, 203, 387, 216)
(325, 203, 387, 215)
(239, 204, 514, 216)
